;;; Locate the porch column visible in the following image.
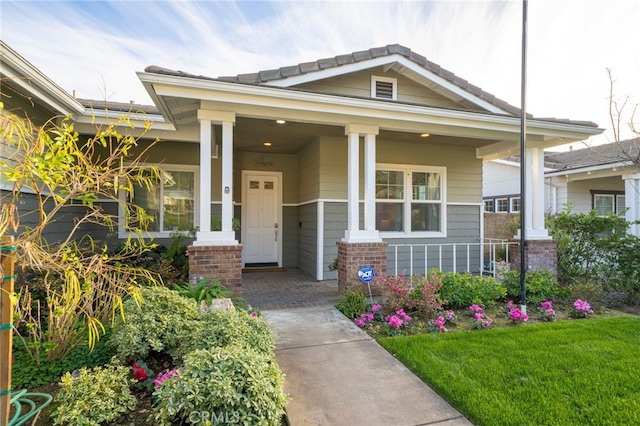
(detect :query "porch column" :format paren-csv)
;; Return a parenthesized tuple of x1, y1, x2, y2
(623, 173, 640, 236)
(522, 147, 550, 240)
(194, 110, 238, 246)
(342, 124, 381, 242)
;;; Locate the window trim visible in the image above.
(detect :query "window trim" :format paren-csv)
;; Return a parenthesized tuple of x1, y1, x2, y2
(376, 163, 446, 238)
(510, 197, 521, 213)
(118, 164, 199, 238)
(484, 199, 495, 213)
(371, 75, 397, 100)
(496, 198, 509, 213)
(591, 190, 625, 217)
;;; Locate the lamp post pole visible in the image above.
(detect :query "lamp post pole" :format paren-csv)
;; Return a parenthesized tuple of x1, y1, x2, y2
(519, 0, 529, 314)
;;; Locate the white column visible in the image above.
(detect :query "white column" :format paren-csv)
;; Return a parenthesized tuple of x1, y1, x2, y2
(623, 173, 640, 237)
(346, 131, 360, 234)
(195, 110, 237, 246)
(364, 134, 377, 232)
(198, 119, 212, 234)
(221, 120, 234, 236)
(523, 147, 550, 240)
(342, 124, 381, 242)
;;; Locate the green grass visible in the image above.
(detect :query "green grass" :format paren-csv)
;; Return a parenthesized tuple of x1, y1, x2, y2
(379, 317, 640, 426)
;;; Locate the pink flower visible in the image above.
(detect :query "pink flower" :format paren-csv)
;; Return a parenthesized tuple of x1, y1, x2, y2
(396, 309, 412, 322)
(387, 315, 404, 329)
(154, 369, 178, 387)
(371, 304, 382, 313)
(251, 311, 258, 317)
(509, 308, 528, 322)
(486, 317, 493, 326)
(445, 311, 455, 321)
(469, 304, 484, 313)
(354, 319, 366, 327)
(574, 299, 591, 312)
(361, 313, 374, 322)
(506, 300, 516, 311)
(474, 313, 484, 321)
(540, 301, 553, 310)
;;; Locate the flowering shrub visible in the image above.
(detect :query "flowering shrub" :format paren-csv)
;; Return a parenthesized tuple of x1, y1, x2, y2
(429, 315, 448, 333)
(328, 257, 339, 271)
(539, 300, 556, 321)
(353, 306, 411, 335)
(154, 368, 179, 387)
(508, 308, 529, 324)
(571, 299, 594, 318)
(469, 305, 493, 330)
(376, 271, 443, 319)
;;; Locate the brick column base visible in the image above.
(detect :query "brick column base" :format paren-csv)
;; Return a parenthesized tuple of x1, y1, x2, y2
(337, 241, 388, 294)
(187, 244, 243, 295)
(509, 239, 558, 280)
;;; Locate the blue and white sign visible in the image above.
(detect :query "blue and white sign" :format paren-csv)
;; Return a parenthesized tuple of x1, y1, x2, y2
(358, 265, 375, 283)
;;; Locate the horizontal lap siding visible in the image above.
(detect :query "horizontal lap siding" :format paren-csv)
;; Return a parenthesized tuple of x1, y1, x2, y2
(323, 202, 348, 279)
(297, 203, 317, 277)
(295, 70, 464, 109)
(282, 206, 298, 267)
(386, 205, 482, 275)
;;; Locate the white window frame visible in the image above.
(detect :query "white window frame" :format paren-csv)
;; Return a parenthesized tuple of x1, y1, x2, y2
(496, 198, 509, 213)
(118, 164, 199, 238)
(371, 75, 397, 100)
(376, 163, 446, 238)
(510, 197, 521, 213)
(593, 193, 615, 217)
(484, 199, 495, 213)
(616, 194, 626, 215)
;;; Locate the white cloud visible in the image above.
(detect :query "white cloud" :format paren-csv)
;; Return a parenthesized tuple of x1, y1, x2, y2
(2, 0, 638, 143)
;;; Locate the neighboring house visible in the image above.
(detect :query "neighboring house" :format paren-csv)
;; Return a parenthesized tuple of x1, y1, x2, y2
(483, 139, 640, 236)
(2, 41, 603, 291)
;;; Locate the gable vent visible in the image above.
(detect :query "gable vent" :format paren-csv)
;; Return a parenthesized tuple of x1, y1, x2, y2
(375, 81, 394, 99)
(371, 76, 397, 100)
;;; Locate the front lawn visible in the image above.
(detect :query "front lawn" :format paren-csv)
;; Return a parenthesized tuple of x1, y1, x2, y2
(379, 317, 640, 426)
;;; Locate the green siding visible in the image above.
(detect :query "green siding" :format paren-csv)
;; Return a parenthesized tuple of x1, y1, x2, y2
(293, 69, 467, 109)
(297, 203, 317, 276)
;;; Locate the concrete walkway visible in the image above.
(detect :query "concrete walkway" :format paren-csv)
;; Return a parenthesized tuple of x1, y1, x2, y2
(264, 306, 473, 426)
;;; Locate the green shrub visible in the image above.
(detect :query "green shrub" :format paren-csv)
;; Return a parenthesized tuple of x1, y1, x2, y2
(336, 290, 367, 319)
(172, 309, 276, 361)
(173, 277, 233, 305)
(53, 358, 136, 426)
(501, 270, 561, 305)
(11, 329, 116, 389)
(439, 271, 506, 308)
(152, 346, 288, 426)
(377, 271, 444, 319)
(108, 286, 201, 360)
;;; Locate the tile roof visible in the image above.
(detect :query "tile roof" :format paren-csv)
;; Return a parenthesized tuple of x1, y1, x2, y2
(144, 44, 598, 128)
(545, 138, 640, 171)
(78, 98, 160, 115)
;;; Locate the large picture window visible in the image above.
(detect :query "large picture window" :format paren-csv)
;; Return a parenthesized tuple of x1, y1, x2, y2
(376, 165, 446, 236)
(121, 165, 197, 236)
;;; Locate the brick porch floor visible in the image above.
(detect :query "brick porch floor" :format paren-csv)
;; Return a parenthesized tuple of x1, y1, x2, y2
(242, 268, 339, 311)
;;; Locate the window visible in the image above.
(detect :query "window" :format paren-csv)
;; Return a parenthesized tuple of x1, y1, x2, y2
(371, 76, 397, 100)
(592, 191, 625, 216)
(121, 165, 198, 236)
(496, 198, 509, 213)
(510, 197, 521, 213)
(484, 199, 495, 212)
(376, 165, 445, 236)
(616, 195, 626, 215)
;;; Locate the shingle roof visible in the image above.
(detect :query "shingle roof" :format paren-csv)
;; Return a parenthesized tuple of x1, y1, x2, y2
(144, 44, 598, 128)
(78, 98, 160, 115)
(545, 138, 640, 171)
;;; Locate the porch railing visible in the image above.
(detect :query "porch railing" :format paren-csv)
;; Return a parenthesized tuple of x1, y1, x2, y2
(387, 239, 518, 277)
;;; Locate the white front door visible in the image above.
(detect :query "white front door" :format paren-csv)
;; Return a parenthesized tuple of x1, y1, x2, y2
(242, 171, 281, 266)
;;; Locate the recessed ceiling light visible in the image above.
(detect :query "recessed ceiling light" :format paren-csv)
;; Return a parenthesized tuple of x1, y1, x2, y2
(263, 142, 272, 146)
(276, 119, 286, 124)
(420, 133, 430, 138)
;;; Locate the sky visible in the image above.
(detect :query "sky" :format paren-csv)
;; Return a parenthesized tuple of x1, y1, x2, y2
(1, 0, 639, 148)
